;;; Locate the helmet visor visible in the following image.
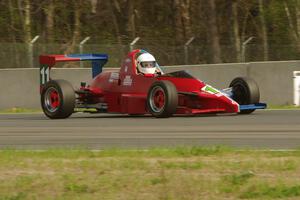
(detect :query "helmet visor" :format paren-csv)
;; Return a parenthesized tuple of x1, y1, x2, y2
(141, 61, 156, 68)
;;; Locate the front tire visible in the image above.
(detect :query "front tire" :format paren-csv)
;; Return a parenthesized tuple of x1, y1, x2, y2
(147, 80, 178, 118)
(230, 77, 260, 114)
(41, 80, 75, 119)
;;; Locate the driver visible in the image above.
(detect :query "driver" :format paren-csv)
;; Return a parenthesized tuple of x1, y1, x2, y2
(136, 53, 162, 75)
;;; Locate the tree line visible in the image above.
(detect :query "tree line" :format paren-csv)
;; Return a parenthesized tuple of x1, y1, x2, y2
(1, 0, 300, 66)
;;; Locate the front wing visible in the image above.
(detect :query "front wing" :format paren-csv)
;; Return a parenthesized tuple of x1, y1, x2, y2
(239, 103, 267, 111)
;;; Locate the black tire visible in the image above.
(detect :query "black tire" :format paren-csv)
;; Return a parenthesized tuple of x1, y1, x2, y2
(41, 80, 75, 119)
(230, 77, 260, 114)
(147, 80, 178, 118)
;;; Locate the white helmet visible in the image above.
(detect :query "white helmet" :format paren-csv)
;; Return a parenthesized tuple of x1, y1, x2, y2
(136, 53, 157, 74)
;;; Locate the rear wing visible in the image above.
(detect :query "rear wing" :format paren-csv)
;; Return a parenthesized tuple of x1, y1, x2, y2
(39, 54, 108, 89)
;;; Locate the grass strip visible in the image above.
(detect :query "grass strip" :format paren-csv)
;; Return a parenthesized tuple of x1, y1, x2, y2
(267, 105, 300, 109)
(0, 107, 41, 113)
(1, 146, 300, 199)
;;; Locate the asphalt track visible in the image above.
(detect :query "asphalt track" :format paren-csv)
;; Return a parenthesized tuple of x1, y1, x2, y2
(0, 110, 300, 149)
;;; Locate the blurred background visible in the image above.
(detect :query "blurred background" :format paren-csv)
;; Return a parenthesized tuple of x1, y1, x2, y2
(1, 0, 300, 68)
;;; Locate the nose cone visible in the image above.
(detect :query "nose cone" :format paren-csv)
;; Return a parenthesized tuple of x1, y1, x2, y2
(218, 95, 240, 113)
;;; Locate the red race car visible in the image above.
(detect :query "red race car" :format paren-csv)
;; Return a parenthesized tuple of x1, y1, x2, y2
(39, 49, 266, 119)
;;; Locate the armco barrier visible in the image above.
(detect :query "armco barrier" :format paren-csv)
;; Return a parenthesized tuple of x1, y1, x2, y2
(0, 61, 300, 109)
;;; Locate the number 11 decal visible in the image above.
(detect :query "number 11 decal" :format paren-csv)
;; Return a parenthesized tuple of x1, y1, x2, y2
(40, 66, 50, 85)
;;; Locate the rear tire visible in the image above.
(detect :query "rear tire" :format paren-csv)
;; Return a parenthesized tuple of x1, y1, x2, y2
(41, 80, 75, 119)
(229, 77, 260, 114)
(147, 80, 178, 118)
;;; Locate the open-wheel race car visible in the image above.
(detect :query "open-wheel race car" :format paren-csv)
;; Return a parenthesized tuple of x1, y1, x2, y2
(39, 49, 267, 119)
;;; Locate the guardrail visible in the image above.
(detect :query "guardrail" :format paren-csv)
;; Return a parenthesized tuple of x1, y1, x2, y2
(0, 60, 300, 109)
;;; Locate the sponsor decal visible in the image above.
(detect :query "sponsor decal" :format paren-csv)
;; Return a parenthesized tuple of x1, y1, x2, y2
(202, 85, 228, 97)
(109, 72, 119, 83)
(201, 85, 220, 94)
(124, 59, 131, 72)
(123, 75, 132, 86)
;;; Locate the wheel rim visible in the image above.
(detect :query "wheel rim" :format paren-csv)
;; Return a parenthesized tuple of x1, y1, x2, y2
(44, 87, 60, 112)
(149, 86, 166, 113)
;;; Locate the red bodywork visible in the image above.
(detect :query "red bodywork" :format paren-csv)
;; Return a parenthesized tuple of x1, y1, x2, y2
(81, 49, 239, 115)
